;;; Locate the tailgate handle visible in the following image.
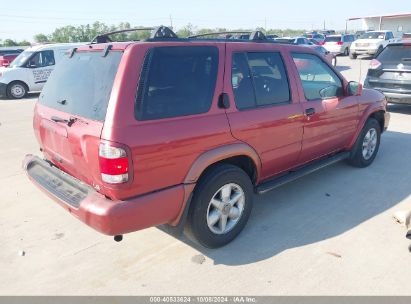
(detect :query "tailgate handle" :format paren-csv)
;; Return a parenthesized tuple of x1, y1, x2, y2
(51, 116, 68, 124)
(51, 116, 78, 127)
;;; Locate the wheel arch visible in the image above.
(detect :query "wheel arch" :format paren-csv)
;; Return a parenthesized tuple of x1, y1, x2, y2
(166, 143, 261, 229)
(184, 142, 262, 186)
(347, 106, 386, 150)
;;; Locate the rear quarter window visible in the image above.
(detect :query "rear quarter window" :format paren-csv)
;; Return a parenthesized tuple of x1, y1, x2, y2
(135, 46, 219, 121)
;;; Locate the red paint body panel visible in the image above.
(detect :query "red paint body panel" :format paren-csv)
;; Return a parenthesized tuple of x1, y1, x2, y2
(25, 40, 389, 236)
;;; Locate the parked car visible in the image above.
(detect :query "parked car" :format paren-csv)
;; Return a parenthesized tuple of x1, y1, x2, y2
(304, 33, 326, 44)
(364, 40, 411, 105)
(0, 49, 23, 67)
(322, 34, 356, 56)
(350, 30, 397, 59)
(308, 38, 321, 45)
(355, 30, 367, 39)
(266, 34, 279, 39)
(320, 30, 336, 36)
(306, 45, 337, 66)
(402, 33, 411, 39)
(0, 43, 84, 99)
(23, 27, 389, 248)
(0, 49, 23, 56)
(274, 37, 312, 45)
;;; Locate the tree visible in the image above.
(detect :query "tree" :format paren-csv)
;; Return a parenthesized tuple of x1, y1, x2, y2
(3, 39, 18, 46)
(17, 40, 31, 46)
(33, 33, 49, 43)
(177, 23, 195, 38)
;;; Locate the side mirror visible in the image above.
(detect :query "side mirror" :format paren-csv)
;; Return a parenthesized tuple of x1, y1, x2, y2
(347, 81, 363, 96)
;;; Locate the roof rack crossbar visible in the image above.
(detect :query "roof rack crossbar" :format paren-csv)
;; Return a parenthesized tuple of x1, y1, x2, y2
(91, 26, 177, 43)
(188, 30, 267, 41)
(249, 31, 267, 41)
(189, 31, 252, 38)
(150, 26, 178, 39)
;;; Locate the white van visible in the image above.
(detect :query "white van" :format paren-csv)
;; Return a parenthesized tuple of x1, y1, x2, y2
(0, 43, 85, 99)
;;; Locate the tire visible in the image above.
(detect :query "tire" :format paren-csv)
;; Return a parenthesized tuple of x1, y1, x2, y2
(7, 81, 28, 99)
(185, 164, 253, 248)
(344, 48, 349, 56)
(348, 118, 381, 168)
(349, 52, 357, 59)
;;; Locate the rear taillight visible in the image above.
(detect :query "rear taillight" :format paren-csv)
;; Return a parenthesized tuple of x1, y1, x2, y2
(319, 41, 325, 45)
(337, 41, 344, 45)
(369, 59, 382, 70)
(99, 143, 129, 184)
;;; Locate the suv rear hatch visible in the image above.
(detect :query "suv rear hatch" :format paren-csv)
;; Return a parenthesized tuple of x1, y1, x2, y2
(366, 43, 411, 93)
(34, 46, 123, 193)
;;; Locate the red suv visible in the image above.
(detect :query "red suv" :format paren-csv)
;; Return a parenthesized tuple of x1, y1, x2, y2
(23, 27, 389, 248)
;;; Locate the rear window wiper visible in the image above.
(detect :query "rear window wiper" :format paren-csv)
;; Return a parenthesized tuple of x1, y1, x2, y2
(402, 58, 411, 62)
(51, 116, 78, 127)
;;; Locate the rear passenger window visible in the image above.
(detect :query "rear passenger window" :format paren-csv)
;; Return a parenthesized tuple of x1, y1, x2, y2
(135, 46, 218, 120)
(231, 52, 290, 110)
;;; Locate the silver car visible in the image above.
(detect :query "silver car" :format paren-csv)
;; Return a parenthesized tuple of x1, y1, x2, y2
(323, 34, 356, 56)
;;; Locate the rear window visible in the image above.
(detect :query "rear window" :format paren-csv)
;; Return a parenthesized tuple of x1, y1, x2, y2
(135, 46, 219, 121)
(325, 36, 341, 42)
(39, 51, 122, 121)
(377, 45, 411, 62)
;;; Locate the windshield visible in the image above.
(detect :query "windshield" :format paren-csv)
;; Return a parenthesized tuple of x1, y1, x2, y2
(9, 51, 34, 68)
(39, 50, 122, 121)
(360, 32, 385, 39)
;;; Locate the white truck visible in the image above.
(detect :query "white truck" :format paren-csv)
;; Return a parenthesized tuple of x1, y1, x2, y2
(349, 30, 397, 59)
(0, 43, 84, 99)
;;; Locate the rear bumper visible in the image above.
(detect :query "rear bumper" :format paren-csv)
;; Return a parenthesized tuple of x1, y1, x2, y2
(0, 82, 7, 98)
(364, 80, 411, 105)
(23, 155, 190, 235)
(325, 45, 344, 54)
(384, 92, 411, 104)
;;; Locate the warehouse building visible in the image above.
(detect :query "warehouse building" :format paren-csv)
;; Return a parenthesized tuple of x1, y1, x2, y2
(348, 12, 411, 37)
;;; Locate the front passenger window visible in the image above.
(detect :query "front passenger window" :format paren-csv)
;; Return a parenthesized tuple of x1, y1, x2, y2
(27, 50, 55, 68)
(292, 53, 343, 101)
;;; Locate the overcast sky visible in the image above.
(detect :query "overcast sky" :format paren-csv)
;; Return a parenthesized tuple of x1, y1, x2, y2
(1, 0, 411, 41)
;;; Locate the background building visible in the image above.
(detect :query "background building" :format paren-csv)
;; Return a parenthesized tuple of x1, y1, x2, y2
(348, 12, 411, 36)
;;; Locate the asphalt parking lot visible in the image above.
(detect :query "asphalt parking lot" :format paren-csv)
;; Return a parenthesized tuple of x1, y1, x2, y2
(1, 55, 411, 295)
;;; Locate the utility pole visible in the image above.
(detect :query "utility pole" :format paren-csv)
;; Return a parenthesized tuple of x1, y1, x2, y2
(264, 17, 267, 33)
(323, 20, 326, 30)
(169, 15, 173, 29)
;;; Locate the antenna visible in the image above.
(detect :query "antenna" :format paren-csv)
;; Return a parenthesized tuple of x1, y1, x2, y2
(359, 58, 362, 83)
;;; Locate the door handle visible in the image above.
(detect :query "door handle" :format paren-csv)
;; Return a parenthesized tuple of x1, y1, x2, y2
(305, 108, 316, 116)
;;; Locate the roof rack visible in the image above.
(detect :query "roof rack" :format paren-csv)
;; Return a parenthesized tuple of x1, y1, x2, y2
(91, 26, 178, 43)
(188, 30, 268, 41)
